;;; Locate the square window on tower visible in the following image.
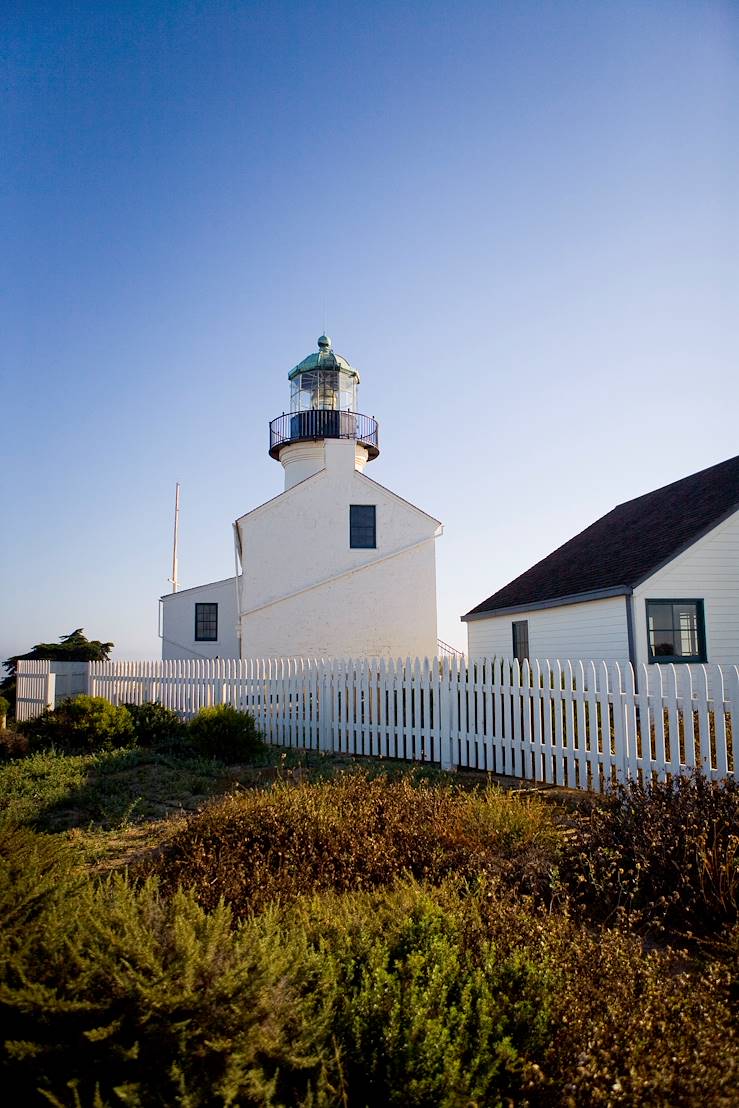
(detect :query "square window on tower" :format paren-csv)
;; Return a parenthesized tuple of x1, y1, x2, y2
(350, 505, 376, 549)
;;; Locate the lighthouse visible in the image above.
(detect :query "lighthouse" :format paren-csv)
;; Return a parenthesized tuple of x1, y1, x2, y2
(160, 337, 442, 661)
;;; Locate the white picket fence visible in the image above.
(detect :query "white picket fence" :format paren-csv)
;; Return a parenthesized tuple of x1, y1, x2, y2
(16, 656, 738, 790)
(14, 659, 89, 720)
(14, 655, 735, 788)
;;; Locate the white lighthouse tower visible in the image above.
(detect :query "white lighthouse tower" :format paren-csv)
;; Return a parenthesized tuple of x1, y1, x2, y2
(160, 336, 442, 660)
(234, 335, 441, 659)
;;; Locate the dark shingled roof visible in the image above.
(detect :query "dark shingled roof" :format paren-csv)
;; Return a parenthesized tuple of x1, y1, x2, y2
(463, 455, 739, 619)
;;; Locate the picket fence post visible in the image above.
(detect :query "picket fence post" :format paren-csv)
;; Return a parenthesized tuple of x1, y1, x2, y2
(45, 671, 56, 712)
(320, 661, 333, 753)
(439, 655, 454, 771)
(729, 667, 739, 779)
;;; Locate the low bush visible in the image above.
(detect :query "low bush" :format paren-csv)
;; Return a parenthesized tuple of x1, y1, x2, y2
(124, 700, 186, 748)
(149, 775, 559, 916)
(0, 826, 551, 1107)
(19, 695, 135, 753)
(0, 747, 255, 832)
(559, 772, 739, 941)
(310, 888, 551, 1105)
(0, 695, 9, 727)
(188, 703, 264, 763)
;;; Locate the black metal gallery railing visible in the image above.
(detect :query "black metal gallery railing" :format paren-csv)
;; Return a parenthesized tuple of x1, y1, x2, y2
(269, 410, 379, 459)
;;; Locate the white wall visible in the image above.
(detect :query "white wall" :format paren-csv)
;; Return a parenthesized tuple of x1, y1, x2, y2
(236, 439, 440, 659)
(466, 595, 630, 663)
(632, 509, 739, 667)
(161, 577, 239, 660)
(243, 539, 437, 658)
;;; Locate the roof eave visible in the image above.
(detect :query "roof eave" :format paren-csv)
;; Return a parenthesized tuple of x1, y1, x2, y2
(461, 585, 633, 622)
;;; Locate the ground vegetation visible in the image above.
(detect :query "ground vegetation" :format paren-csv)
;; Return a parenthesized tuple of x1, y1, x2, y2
(0, 699, 736, 1106)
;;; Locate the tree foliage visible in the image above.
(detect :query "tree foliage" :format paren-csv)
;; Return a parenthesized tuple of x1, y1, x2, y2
(1, 630, 114, 713)
(3, 629, 114, 681)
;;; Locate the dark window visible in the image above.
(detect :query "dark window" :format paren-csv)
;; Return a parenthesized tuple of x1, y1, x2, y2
(195, 602, 218, 642)
(646, 599, 706, 663)
(512, 620, 529, 663)
(350, 504, 376, 548)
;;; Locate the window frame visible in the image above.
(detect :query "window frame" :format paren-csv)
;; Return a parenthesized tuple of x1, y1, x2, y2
(512, 619, 530, 664)
(645, 598, 706, 664)
(349, 504, 376, 549)
(194, 602, 218, 642)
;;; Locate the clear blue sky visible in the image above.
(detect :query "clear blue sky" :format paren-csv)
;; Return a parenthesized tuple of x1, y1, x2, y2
(3, 0, 737, 660)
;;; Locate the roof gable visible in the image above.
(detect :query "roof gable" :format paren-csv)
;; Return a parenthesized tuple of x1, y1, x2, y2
(353, 470, 443, 530)
(463, 455, 739, 619)
(160, 576, 236, 602)
(234, 466, 328, 526)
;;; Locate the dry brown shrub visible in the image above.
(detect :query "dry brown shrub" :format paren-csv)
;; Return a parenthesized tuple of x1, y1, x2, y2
(560, 773, 739, 942)
(443, 886, 739, 1107)
(0, 729, 29, 760)
(145, 774, 560, 916)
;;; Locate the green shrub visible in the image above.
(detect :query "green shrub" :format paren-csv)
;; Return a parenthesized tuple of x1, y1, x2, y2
(124, 701, 186, 748)
(20, 695, 135, 754)
(0, 830, 267, 1106)
(148, 775, 559, 916)
(559, 772, 739, 941)
(187, 703, 264, 763)
(311, 888, 550, 1105)
(0, 695, 9, 726)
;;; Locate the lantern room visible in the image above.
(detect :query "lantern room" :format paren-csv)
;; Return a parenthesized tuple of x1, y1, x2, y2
(269, 336, 379, 462)
(289, 334, 358, 412)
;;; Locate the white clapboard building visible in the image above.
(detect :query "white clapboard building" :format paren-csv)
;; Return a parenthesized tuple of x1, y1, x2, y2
(161, 336, 442, 660)
(463, 455, 739, 672)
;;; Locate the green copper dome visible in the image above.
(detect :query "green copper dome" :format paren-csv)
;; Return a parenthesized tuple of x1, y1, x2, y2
(287, 336, 360, 382)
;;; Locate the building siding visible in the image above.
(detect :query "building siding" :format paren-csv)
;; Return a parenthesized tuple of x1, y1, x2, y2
(467, 595, 629, 663)
(466, 510, 739, 672)
(632, 509, 739, 667)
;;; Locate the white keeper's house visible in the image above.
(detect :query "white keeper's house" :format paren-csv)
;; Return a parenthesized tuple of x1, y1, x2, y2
(160, 336, 442, 660)
(463, 455, 739, 670)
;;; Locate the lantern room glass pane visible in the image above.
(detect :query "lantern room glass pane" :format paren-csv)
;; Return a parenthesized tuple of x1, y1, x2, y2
(291, 369, 357, 413)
